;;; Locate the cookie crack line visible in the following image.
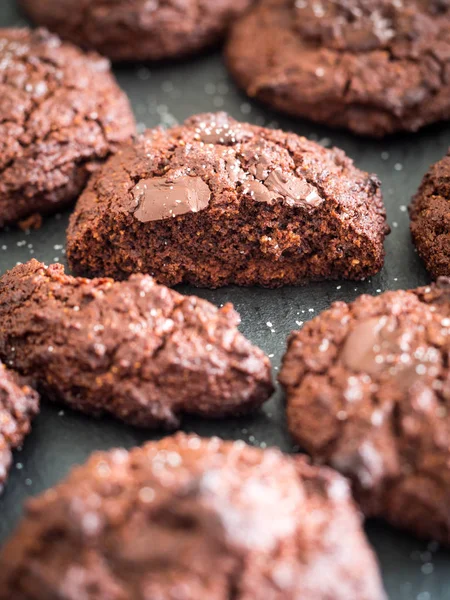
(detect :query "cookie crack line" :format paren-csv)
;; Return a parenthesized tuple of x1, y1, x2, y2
(0, 107, 110, 191)
(0, 73, 61, 178)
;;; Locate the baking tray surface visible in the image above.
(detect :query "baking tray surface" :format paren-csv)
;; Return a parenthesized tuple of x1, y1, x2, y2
(0, 3, 450, 598)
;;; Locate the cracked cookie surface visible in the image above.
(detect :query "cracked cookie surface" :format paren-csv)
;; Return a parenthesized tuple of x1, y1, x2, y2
(280, 278, 450, 544)
(67, 112, 388, 288)
(226, 0, 450, 137)
(0, 362, 39, 492)
(410, 150, 450, 279)
(19, 0, 253, 62)
(0, 433, 386, 600)
(0, 260, 273, 428)
(0, 27, 135, 227)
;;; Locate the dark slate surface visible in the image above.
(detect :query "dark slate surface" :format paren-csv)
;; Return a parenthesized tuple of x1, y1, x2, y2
(0, 3, 449, 598)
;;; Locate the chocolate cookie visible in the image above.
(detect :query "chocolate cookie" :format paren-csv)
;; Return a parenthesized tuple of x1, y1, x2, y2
(280, 279, 450, 544)
(66, 112, 388, 288)
(0, 28, 135, 228)
(0, 433, 386, 600)
(410, 150, 450, 278)
(0, 260, 273, 428)
(226, 0, 450, 137)
(0, 362, 39, 492)
(19, 0, 253, 62)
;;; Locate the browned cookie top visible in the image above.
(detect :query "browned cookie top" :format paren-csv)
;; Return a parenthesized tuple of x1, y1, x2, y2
(0, 260, 273, 428)
(280, 279, 450, 544)
(0, 434, 386, 600)
(19, 0, 254, 62)
(67, 112, 388, 287)
(226, 0, 450, 136)
(0, 27, 135, 227)
(295, 0, 449, 52)
(410, 150, 450, 279)
(0, 362, 39, 492)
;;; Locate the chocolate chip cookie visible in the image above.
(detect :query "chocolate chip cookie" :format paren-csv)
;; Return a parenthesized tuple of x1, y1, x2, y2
(19, 0, 253, 62)
(66, 112, 388, 288)
(0, 260, 273, 428)
(280, 279, 450, 544)
(0, 28, 135, 228)
(0, 433, 386, 600)
(226, 0, 450, 137)
(410, 149, 450, 278)
(0, 362, 39, 493)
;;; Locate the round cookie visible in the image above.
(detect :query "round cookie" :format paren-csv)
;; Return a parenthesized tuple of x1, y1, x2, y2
(280, 279, 450, 544)
(0, 362, 39, 492)
(226, 0, 450, 137)
(19, 0, 254, 62)
(0, 28, 136, 228)
(66, 112, 388, 288)
(410, 150, 450, 279)
(0, 260, 273, 428)
(0, 433, 386, 600)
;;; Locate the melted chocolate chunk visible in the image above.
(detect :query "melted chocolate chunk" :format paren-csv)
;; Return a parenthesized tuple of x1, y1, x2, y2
(341, 316, 395, 375)
(132, 176, 211, 222)
(341, 315, 441, 388)
(264, 170, 323, 207)
(248, 155, 272, 180)
(242, 171, 323, 208)
(241, 180, 276, 204)
(240, 140, 284, 180)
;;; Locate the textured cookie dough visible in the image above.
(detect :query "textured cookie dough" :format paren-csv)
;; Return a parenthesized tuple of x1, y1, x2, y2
(0, 27, 135, 227)
(0, 362, 39, 492)
(410, 149, 450, 278)
(280, 278, 450, 544)
(226, 0, 450, 137)
(19, 0, 253, 62)
(0, 433, 386, 600)
(0, 260, 273, 428)
(67, 112, 388, 288)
